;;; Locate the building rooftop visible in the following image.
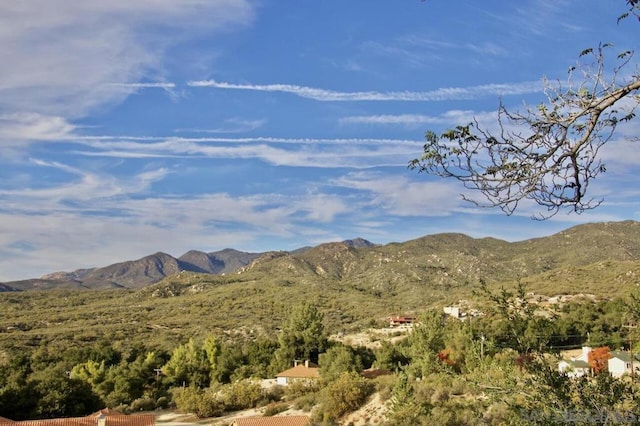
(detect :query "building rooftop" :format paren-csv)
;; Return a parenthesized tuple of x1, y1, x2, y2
(0, 412, 153, 426)
(276, 363, 320, 379)
(231, 416, 311, 426)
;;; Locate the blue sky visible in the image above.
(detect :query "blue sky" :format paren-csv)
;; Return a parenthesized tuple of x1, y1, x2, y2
(1, 0, 639, 281)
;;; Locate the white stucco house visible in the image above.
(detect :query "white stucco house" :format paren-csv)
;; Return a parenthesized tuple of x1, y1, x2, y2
(558, 359, 591, 378)
(275, 360, 319, 386)
(558, 346, 592, 378)
(608, 350, 640, 378)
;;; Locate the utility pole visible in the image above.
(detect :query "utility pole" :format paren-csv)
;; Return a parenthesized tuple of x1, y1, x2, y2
(624, 323, 637, 379)
(481, 334, 486, 358)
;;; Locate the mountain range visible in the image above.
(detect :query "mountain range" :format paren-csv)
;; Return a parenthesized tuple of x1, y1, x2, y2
(2, 220, 640, 351)
(0, 238, 376, 291)
(2, 221, 640, 294)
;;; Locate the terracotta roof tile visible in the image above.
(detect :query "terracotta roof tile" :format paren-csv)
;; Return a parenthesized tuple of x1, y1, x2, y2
(100, 416, 154, 426)
(0, 418, 14, 424)
(275, 364, 319, 379)
(231, 416, 311, 426)
(0, 414, 153, 426)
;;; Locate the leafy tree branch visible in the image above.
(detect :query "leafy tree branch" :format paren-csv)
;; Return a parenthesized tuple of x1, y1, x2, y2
(411, 4, 639, 219)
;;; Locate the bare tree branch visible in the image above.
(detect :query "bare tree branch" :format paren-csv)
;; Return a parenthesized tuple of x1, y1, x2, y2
(410, 44, 640, 219)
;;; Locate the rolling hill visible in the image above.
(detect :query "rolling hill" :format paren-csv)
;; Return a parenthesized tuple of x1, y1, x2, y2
(1, 221, 640, 352)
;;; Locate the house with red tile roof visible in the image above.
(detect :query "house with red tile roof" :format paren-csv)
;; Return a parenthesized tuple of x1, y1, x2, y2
(230, 415, 311, 426)
(275, 360, 320, 386)
(0, 410, 153, 426)
(389, 316, 415, 327)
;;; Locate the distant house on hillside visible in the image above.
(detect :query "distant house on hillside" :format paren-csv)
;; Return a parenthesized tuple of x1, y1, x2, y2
(275, 360, 319, 386)
(0, 409, 154, 426)
(230, 415, 311, 426)
(608, 350, 640, 378)
(443, 306, 461, 319)
(389, 316, 415, 327)
(558, 359, 591, 378)
(443, 305, 482, 321)
(558, 346, 592, 378)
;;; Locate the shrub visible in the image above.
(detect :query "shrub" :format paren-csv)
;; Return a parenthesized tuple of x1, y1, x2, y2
(219, 379, 264, 411)
(113, 404, 131, 414)
(315, 372, 374, 422)
(284, 380, 321, 400)
(171, 386, 223, 418)
(264, 384, 285, 402)
(293, 392, 319, 411)
(156, 396, 169, 409)
(374, 374, 396, 402)
(130, 397, 155, 412)
(263, 402, 289, 416)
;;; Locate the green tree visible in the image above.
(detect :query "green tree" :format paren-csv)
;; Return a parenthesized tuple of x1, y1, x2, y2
(388, 372, 429, 426)
(410, 1, 640, 219)
(211, 342, 244, 384)
(243, 337, 280, 378)
(473, 283, 640, 423)
(479, 281, 554, 354)
(375, 340, 410, 371)
(70, 359, 107, 387)
(319, 344, 363, 383)
(624, 290, 640, 347)
(405, 309, 446, 358)
(202, 334, 219, 373)
(400, 310, 453, 378)
(162, 338, 210, 387)
(272, 303, 328, 371)
(0, 381, 38, 420)
(29, 367, 102, 418)
(510, 359, 640, 425)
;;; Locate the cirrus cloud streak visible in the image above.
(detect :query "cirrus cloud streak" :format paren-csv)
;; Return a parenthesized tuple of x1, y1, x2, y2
(188, 79, 542, 102)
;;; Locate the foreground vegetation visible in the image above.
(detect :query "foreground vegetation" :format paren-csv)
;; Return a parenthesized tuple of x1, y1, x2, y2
(2, 281, 640, 424)
(3, 222, 640, 422)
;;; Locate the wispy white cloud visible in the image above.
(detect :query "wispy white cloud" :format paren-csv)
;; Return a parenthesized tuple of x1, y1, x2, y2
(0, 160, 168, 203)
(188, 79, 542, 101)
(0, 1, 254, 119)
(512, 0, 573, 36)
(79, 135, 422, 146)
(108, 82, 176, 89)
(465, 42, 509, 57)
(0, 165, 351, 280)
(340, 110, 493, 126)
(175, 118, 267, 134)
(482, 0, 578, 38)
(598, 139, 640, 169)
(69, 135, 423, 168)
(361, 41, 431, 67)
(341, 114, 444, 126)
(0, 113, 77, 146)
(401, 36, 509, 58)
(331, 171, 463, 217)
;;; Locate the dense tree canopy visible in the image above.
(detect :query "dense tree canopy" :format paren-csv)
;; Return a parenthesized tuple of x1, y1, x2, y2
(2, 293, 640, 422)
(272, 302, 328, 371)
